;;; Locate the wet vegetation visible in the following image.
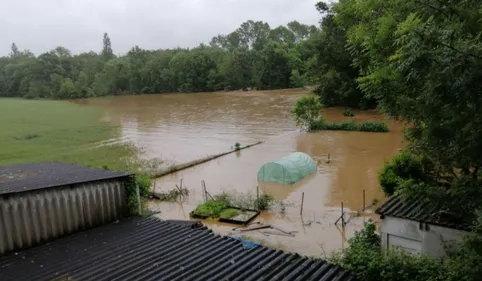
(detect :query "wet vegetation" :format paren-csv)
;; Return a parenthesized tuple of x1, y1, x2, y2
(310, 120, 389, 133)
(292, 96, 389, 133)
(192, 192, 276, 219)
(192, 195, 229, 218)
(323, 0, 482, 279)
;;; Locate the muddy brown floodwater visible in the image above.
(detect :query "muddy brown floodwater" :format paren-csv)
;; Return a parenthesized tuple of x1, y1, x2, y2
(80, 89, 405, 257)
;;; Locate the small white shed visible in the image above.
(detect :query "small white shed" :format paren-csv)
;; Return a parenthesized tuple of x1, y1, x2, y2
(376, 197, 469, 259)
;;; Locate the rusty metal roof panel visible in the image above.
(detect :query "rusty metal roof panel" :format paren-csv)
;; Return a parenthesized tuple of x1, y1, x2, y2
(0, 217, 354, 281)
(0, 162, 130, 195)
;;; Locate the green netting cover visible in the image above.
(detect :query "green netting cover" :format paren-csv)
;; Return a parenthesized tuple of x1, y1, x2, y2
(257, 152, 317, 184)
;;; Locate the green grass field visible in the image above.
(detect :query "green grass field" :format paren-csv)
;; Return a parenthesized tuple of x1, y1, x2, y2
(0, 99, 138, 171)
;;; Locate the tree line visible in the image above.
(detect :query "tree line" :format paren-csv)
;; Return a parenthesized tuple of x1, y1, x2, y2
(0, 20, 324, 99)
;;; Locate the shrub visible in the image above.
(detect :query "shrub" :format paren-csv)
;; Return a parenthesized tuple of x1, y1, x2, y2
(255, 194, 274, 211)
(324, 120, 359, 131)
(342, 108, 355, 117)
(124, 173, 152, 215)
(234, 142, 241, 151)
(292, 95, 323, 130)
(331, 220, 444, 281)
(378, 152, 433, 196)
(358, 121, 389, 132)
(310, 119, 389, 133)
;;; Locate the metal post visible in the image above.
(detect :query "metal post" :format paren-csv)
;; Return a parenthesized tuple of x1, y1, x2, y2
(363, 190, 366, 211)
(300, 192, 305, 216)
(135, 182, 142, 216)
(341, 202, 345, 227)
(256, 186, 260, 210)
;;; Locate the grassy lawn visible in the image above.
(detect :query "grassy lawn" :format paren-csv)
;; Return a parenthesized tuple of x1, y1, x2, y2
(0, 99, 138, 171)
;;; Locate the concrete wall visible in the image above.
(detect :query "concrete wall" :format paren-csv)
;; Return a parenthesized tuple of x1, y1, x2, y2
(380, 216, 468, 259)
(0, 179, 126, 255)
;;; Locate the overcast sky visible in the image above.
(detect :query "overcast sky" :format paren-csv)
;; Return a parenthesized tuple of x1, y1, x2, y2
(0, 0, 321, 56)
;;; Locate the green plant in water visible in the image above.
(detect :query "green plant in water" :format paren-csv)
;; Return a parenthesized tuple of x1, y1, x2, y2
(309, 119, 389, 133)
(255, 194, 274, 211)
(342, 108, 355, 117)
(234, 142, 241, 151)
(220, 208, 239, 219)
(292, 95, 323, 130)
(192, 196, 229, 218)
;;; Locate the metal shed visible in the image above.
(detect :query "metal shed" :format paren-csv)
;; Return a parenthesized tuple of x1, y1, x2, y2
(0, 162, 131, 255)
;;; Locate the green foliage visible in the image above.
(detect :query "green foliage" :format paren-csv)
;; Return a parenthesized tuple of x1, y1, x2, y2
(332, 221, 444, 281)
(234, 142, 241, 151)
(0, 19, 322, 99)
(309, 119, 389, 133)
(342, 108, 354, 117)
(254, 194, 274, 211)
(192, 197, 229, 218)
(335, 0, 482, 217)
(134, 173, 152, 197)
(219, 208, 239, 219)
(357, 122, 389, 132)
(292, 95, 323, 130)
(312, 3, 376, 109)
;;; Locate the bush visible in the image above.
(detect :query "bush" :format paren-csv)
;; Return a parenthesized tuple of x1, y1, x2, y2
(255, 194, 274, 211)
(331, 220, 444, 281)
(378, 152, 433, 196)
(124, 172, 152, 215)
(292, 96, 323, 130)
(310, 119, 389, 133)
(134, 173, 152, 197)
(358, 121, 389, 132)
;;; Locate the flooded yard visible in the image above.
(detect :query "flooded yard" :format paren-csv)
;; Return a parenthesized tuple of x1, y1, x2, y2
(79, 89, 405, 256)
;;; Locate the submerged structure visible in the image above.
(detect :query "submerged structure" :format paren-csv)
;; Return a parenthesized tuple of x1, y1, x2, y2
(257, 152, 317, 184)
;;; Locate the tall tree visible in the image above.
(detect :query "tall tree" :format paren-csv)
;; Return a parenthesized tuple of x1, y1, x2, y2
(10, 43, 20, 58)
(335, 0, 482, 217)
(101, 33, 115, 61)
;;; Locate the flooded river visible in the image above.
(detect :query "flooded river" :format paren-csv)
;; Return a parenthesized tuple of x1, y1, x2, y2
(81, 89, 405, 257)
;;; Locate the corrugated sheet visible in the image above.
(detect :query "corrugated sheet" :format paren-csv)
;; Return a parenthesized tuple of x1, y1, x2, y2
(376, 196, 468, 230)
(0, 162, 130, 195)
(0, 217, 354, 281)
(0, 180, 126, 255)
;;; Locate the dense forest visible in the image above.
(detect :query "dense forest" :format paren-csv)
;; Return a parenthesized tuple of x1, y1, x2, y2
(0, 3, 371, 108)
(0, 20, 319, 98)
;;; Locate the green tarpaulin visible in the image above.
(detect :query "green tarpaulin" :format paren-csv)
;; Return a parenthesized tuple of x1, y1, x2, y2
(257, 152, 317, 184)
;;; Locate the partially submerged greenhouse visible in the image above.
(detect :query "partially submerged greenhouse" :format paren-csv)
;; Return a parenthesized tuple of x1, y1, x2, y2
(257, 152, 317, 184)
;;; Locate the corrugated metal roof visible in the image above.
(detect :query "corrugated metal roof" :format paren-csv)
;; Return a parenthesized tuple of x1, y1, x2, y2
(0, 162, 130, 195)
(0, 217, 354, 281)
(376, 196, 468, 230)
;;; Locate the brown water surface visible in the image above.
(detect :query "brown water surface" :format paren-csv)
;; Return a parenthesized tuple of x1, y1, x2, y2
(79, 89, 405, 256)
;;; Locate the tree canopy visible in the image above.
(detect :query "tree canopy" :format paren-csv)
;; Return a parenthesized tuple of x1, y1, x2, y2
(0, 19, 323, 99)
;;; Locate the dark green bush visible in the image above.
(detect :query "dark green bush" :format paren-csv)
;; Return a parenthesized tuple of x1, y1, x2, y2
(309, 118, 388, 133)
(124, 172, 152, 215)
(378, 152, 433, 196)
(331, 220, 444, 281)
(358, 121, 389, 132)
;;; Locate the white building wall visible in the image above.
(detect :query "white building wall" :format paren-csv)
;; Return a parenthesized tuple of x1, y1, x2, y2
(380, 216, 468, 259)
